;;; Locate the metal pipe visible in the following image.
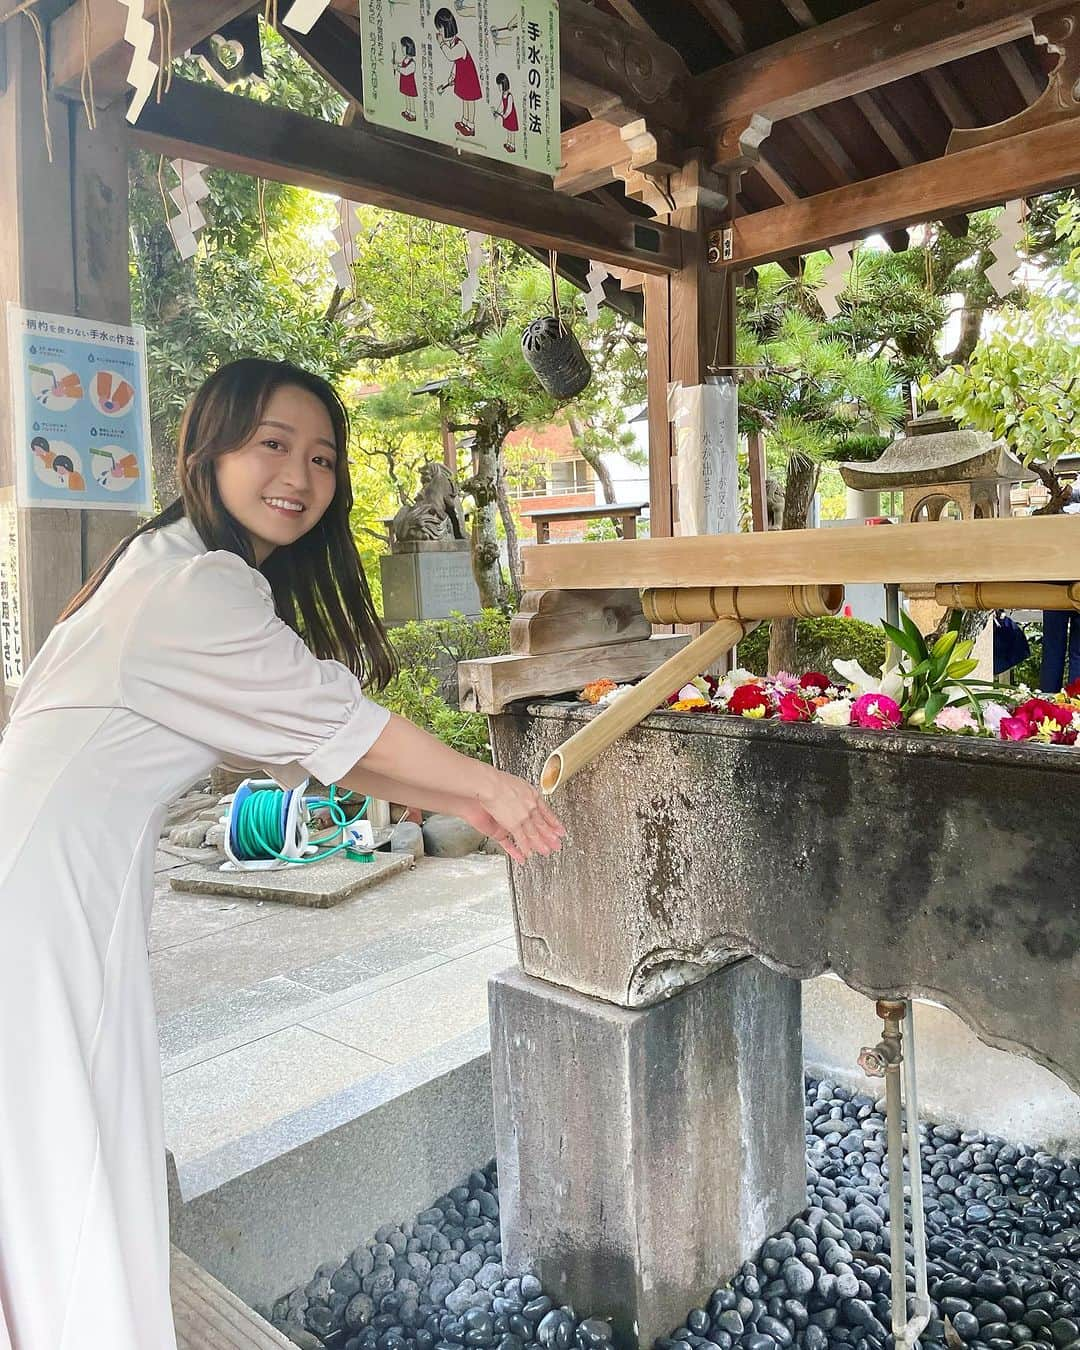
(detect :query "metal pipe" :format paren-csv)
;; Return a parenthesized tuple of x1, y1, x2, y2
(858, 1000, 931, 1350)
(902, 1004, 932, 1346)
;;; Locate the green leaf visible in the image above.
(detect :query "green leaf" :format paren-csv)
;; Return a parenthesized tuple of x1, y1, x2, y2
(881, 620, 922, 663)
(924, 691, 947, 723)
(899, 608, 927, 656)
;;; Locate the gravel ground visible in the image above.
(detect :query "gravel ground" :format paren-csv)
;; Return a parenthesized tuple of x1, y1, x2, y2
(272, 1075, 1080, 1350)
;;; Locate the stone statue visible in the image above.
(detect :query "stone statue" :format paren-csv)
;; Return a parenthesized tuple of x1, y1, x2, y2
(765, 476, 786, 530)
(389, 462, 467, 549)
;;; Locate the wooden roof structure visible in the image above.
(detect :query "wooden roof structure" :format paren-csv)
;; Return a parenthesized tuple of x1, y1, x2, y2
(1, 0, 1080, 667)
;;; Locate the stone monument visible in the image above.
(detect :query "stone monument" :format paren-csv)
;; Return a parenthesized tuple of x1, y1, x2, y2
(380, 462, 483, 624)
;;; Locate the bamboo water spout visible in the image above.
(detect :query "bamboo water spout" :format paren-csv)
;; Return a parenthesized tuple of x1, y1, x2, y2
(539, 616, 753, 794)
(539, 582, 845, 794)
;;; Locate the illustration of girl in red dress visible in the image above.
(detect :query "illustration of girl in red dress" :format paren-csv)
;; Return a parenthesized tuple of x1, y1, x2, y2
(492, 73, 518, 153)
(394, 36, 418, 122)
(433, 8, 481, 138)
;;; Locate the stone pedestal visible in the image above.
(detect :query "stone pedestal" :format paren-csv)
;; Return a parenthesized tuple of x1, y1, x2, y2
(380, 540, 482, 624)
(489, 962, 805, 1350)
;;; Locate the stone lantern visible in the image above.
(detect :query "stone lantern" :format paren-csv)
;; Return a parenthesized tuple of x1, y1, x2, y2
(840, 413, 1029, 643)
(838, 411, 1026, 523)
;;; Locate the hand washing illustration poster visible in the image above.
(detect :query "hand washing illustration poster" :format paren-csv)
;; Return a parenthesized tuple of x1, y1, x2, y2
(7, 305, 153, 512)
(360, 0, 559, 177)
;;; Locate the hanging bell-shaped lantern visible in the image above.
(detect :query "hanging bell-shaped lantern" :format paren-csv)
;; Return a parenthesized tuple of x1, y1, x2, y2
(521, 250, 593, 400)
(521, 316, 592, 399)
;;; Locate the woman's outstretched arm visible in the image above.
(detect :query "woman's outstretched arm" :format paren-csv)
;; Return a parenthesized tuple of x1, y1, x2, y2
(338, 712, 565, 863)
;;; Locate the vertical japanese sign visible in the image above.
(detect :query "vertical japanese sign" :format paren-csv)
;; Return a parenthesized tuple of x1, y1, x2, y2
(359, 0, 560, 177)
(0, 489, 22, 687)
(6, 305, 153, 513)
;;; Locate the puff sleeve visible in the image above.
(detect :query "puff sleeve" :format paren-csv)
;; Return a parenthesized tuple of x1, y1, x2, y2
(119, 551, 391, 788)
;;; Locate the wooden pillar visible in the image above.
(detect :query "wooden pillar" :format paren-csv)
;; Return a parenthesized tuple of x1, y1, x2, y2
(0, 28, 136, 691)
(644, 159, 732, 540)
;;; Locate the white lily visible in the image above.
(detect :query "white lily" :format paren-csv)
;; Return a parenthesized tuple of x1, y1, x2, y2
(833, 657, 905, 704)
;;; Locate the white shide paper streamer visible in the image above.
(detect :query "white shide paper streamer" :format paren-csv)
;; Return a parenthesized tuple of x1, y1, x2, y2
(461, 231, 487, 314)
(282, 0, 333, 34)
(119, 0, 159, 124)
(986, 200, 1025, 299)
(817, 242, 856, 319)
(583, 262, 611, 323)
(329, 199, 362, 291)
(167, 160, 210, 260)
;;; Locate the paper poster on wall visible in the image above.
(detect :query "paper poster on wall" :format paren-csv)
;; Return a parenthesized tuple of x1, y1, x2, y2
(0, 489, 22, 687)
(359, 0, 560, 177)
(6, 305, 153, 513)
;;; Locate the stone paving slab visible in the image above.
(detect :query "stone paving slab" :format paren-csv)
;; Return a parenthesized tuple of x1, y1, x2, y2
(169, 850, 413, 908)
(301, 944, 513, 1064)
(163, 1024, 387, 1162)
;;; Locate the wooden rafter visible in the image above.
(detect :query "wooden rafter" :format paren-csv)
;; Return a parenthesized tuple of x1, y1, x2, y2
(51, 0, 255, 101)
(693, 0, 1045, 153)
(130, 77, 685, 274)
(716, 114, 1080, 268)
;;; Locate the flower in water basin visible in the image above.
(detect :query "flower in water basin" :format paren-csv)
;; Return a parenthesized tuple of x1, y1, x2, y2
(851, 692, 903, 730)
(934, 706, 979, 734)
(728, 683, 773, 718)
(815, 698, 853, 728)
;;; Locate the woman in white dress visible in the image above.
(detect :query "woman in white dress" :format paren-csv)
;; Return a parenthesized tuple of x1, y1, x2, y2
(0, 358, 564, 1350)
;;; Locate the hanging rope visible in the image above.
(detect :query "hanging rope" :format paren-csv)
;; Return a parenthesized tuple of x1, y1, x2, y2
(24, 8, 53, 164)
(155, 0, 174, 101)
(80, 0, 97, 129)
(549, 249, 563, 333)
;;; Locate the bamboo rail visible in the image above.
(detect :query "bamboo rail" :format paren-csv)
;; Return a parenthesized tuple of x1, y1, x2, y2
(935, 582, 1080, 611)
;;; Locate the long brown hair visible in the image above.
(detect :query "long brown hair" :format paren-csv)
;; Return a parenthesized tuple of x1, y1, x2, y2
(60, 359, 397, 690)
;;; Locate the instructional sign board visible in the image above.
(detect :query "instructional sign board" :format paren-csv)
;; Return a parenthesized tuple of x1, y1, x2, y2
(6, 305, 153, 513)
(359, 0, 560, 177)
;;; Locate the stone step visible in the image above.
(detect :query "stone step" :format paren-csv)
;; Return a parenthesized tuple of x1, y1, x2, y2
(171, 1245, 295, 1349)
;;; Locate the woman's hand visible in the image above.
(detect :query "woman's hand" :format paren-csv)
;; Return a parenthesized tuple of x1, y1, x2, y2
(461, 770, 566, 864)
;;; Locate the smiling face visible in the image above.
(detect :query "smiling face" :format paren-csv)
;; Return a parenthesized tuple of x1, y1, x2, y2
(214, 383, 339, 565)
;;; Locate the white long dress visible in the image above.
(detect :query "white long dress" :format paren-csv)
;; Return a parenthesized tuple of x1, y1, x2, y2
(0, 516, 391, 1349)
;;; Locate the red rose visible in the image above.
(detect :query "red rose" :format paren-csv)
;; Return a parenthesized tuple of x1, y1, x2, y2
(1067, 679, 1080, 698)
(778, 691, 813, 722)
(728, 684, 773, 717)
(799, 672, 830, 693)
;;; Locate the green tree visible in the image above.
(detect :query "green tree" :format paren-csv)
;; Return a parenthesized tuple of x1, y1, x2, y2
(924, 198, 1080, 513)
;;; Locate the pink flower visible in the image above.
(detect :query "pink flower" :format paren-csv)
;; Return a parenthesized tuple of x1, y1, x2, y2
(851, 692, 903, 730)
(934, 706, 978, 734)
(1000, 715, 1033, 741)
(773, 671, 800, 691)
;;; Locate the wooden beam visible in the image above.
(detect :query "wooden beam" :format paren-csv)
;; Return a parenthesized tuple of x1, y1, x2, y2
(51, 0, 255, 103)
(557, 120, 631, 195)
(521, 516, 1080, 591)
(131, 78, 685, 275)
(557, 0, 690, 133)
(718, 115, 1080, 267)
(693, 0, 1044, 142)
